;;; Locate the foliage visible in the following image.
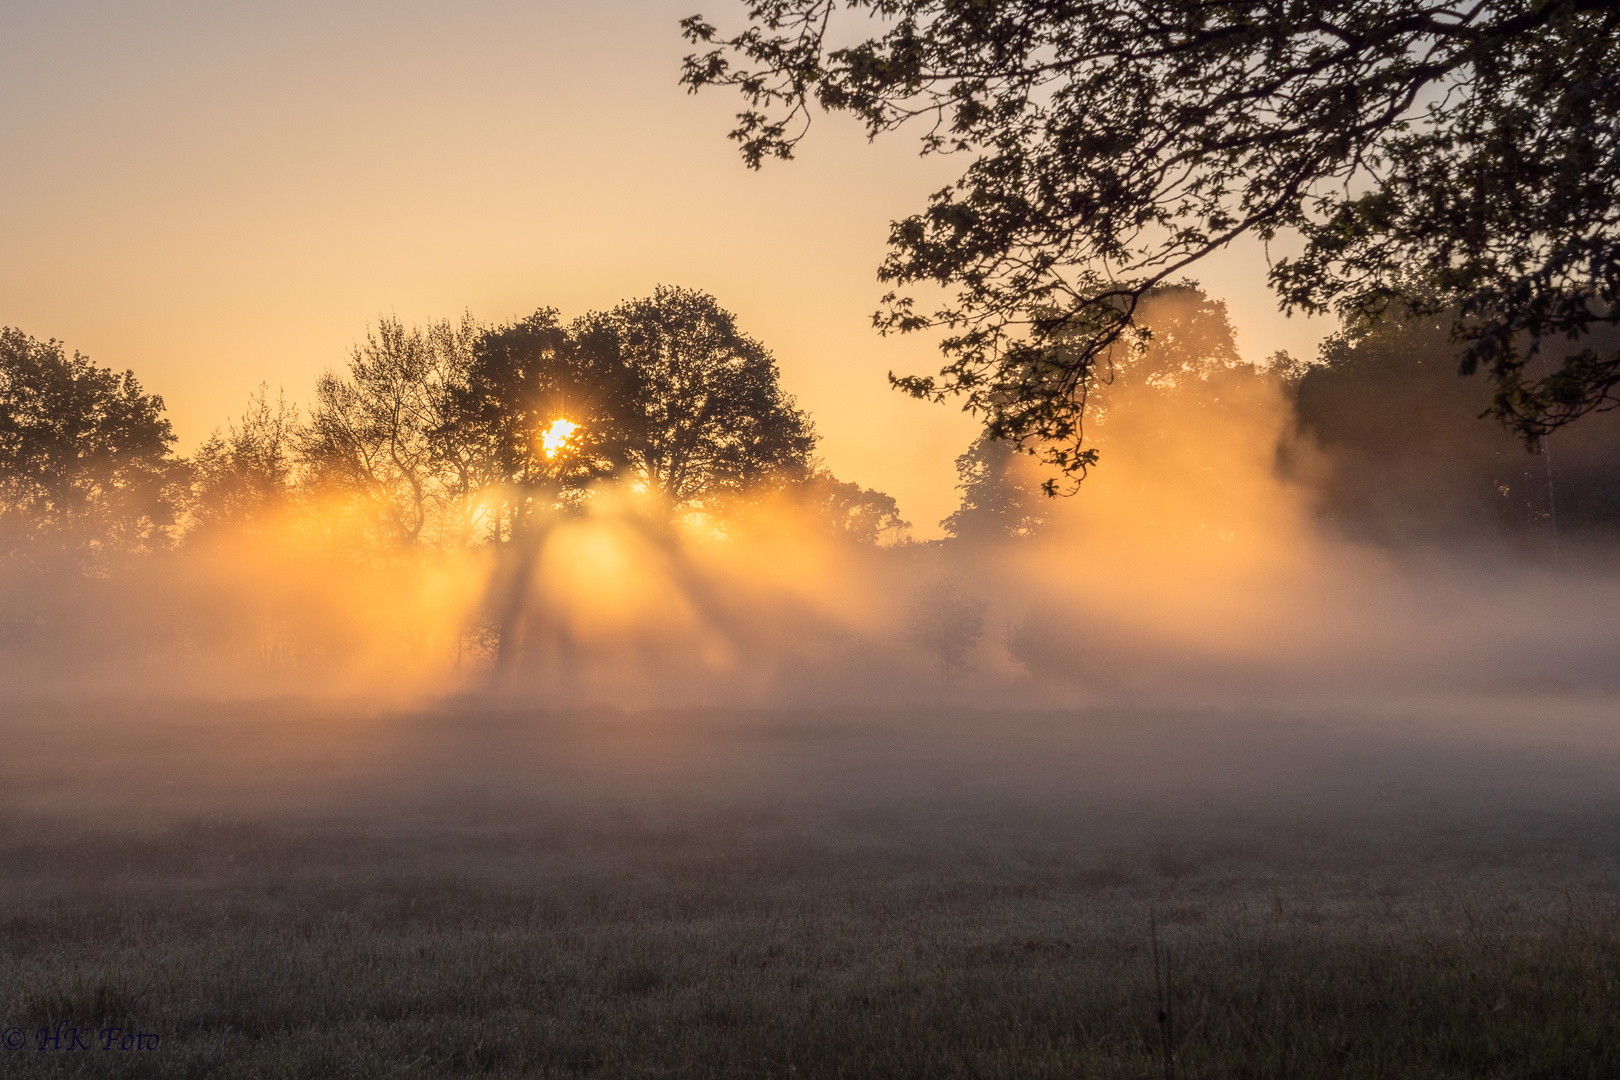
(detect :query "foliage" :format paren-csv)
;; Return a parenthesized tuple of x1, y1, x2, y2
(682, 0, 1620, 476)
(1097, 284, 1244, 398)
(941, 284, 1255, 543)
(940, 434, 1046, 542)
(1084, 283, 1280, 436)
(437, 287, 816, 544)
(189, 386, 301, 536)
(1293, 314, 1620, 544)
(796, 468, 912, 545)
(301, 315, 482, 549)
(574, 286, 818, 505)
(0, 327, 181, 570)
(907, 575, 986, 684)
(446, 309, 633, 542)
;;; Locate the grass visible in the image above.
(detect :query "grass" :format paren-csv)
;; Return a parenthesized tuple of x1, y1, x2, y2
(2, 699, 1619, 1077)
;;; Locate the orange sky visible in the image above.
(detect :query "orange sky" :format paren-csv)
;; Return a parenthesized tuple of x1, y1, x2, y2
(1, 0, 1329, 534)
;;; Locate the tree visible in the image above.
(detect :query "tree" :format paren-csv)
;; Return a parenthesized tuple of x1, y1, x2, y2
(189, 386, 301, 535)
(1292, 314, 1620, 545)
(449, 309, 633, 543)
(301, 315, 479, 550)
(1096, 285, 1244, 398)
(797, 469, 912, 545)
(441, 309, 633, 676)
(682, 0, 1620, 477)
(437, 290, 820, 675)
(941, 433, 1046, 542)
(0, 328, 181, 570)
(907, 576, 987, 686)
(575, 286, 817, 505)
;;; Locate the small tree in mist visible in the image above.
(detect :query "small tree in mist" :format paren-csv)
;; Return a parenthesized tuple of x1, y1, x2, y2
(908, 577, 987, 687)
(0, 327, 183, 572)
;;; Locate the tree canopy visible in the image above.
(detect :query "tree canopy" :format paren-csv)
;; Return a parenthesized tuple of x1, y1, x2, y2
(447, 308, 632, 541)
(1293, 315, 1620, 545)
(435, 288, 818, 540)
(682, 0, 1620, 476)
(940, 434, 1046, 542)
(190, 386, 301, 537)
(0, 328, 181, 569)
(797, 469, 912, 545)
(301, 316, 478, 549)
(574, 286, 818, 504)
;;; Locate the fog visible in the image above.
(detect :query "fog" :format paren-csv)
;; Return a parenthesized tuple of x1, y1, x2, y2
(5, 302, 1618, 721)
(6, 302, 1620, 1077)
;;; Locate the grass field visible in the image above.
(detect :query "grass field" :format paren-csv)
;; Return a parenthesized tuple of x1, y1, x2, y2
(3, 697, 1619, 1078)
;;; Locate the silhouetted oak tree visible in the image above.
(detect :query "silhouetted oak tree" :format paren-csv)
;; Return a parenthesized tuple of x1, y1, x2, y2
(449, 289, 816, 674)
(450, 309, 635, 543)
(683, 0, 1620, 475)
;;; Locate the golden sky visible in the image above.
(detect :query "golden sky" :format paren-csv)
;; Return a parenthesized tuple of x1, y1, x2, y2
(1, 0, 1329, 534)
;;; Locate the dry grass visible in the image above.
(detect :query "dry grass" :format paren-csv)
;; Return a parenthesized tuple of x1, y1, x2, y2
(2, 699, 1619, 1078)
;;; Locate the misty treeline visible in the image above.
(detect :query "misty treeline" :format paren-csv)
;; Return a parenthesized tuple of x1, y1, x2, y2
(947, 288, 1620, 552)
(0, 288, 916, 684)
(5, 282, 1619, 689)
(2, 287, 907, 566)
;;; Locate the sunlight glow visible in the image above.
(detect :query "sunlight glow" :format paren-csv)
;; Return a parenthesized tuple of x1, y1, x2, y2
(541, 418, 578, 458)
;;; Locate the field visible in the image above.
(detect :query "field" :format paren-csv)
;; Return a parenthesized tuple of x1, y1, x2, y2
(3, 696, 1620, 1078)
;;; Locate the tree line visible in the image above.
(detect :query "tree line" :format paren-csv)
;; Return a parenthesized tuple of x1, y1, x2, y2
(1, 287, 911, 581)
(9, 280, 1614, 589)
(7, 280, 1617, 682)
(936, 285, 1620, 554)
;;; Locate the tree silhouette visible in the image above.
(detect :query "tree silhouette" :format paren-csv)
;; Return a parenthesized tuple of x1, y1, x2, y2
(1293, 314, 1620, 545)
(941, 435, 1046, 543)
(798, 469, 911, 546)
(189, 386, 301, 536)
(301, 315, 479, 551)
(684, 0, 1620, 475)
(435, 288, 819, 674)
(0, 328, 182, 571)
(574, 286, 817, 506)
(908, 577, 987, 686)
(439, 310, 633, 674)
(447, 309, 634, 543)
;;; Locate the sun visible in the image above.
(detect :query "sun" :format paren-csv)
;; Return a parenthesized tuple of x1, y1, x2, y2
(540, 418, 578, 458)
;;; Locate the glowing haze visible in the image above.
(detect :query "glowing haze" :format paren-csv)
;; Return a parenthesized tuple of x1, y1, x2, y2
(0, 0, 1328, 532)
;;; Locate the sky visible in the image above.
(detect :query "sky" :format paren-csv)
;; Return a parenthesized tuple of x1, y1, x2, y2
(1, 0, 1330, 534)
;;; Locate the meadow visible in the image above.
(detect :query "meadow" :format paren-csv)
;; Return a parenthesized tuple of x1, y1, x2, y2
(2, 696, 1619, 1078)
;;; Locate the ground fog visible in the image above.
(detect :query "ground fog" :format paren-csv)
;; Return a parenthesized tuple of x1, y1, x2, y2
(2, 697, 1619, 1078)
